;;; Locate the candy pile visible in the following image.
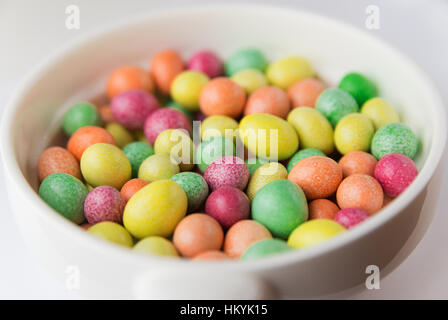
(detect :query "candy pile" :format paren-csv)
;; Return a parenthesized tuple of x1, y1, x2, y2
(37, 48, 419, 261)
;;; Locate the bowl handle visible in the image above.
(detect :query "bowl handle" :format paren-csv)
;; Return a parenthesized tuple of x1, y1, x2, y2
(133, 267, 275, 299)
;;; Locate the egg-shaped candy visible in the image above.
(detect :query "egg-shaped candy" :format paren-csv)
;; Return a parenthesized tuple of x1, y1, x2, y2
(196, 136, 235, 173)
(84, 186, 125, 224)
(171, 172, 209, 213)
(38, 146, 81, 182)
(88, 221, 133, 247)
(144, 107, 192, 144)
(242, 238, 292, 260)
(334, 113, 374, 155)
(266, 56, 315, 90)
(204, 156, 249, 191)
(316, 88, 359, 126)
(361, 97, 400, 130)
(133, 236, 179, 258)
(371, 122, 418, 160)
(150, 49, 184, 95)
(246, 162, 287, 200)
(138, 154, 180, 183)
(288, 219, 345, 249)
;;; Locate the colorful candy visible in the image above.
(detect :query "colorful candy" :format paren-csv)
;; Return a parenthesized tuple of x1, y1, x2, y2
(62, 102, 101, 136)
(196, 136, 235, 173)
(225, 48, 268, 76)
(150, 49, 184, 95)
(338, 72, 377, 106)
(122, 141, 154, 178)
(39, 173, 88, 224)
(309, 199, 339, 220)
(105, 123, 134, 148)
(246, 162, 287, 200)
(287, 78, 326, 108)
(266, 56, 315, 90)
(144, 108, 192, 144)
(188, 50, 223, 78)
(171, 172, 209, 212)
(224, 220, 272, 258)
(205, 186, 250, 229)
(204, 156, 249, 191)
(231, 68, 268, 94)
(84, 186, 125, 224)
(288, 219, 345, 249)
(338, 151, 377, 177)
(171, 71, 210, 111)
(242, 239, 292, 260)
(120, 178, 148, 202)
(287, 148, 326, 173)
(37, 146, 81, 181)
(371, 122, 418, 159)
(154, 129, 194, 171)
(334, 113, 374, 155)
(200, 115, 239, 141)
(361, 97, 399, 130)
(252, 179, 308, 239)
(88, 221, 133, 247)
(173, 213, 224, 257)
(193, 250, 230, 261)
(138, 154, 179, 182)
(133, 236, 179, 257)
(106, 66, 154, 99)
(334, 208, 369, 229)
(244, 86, 290, 118)
(374, 153, 418, 197)
(316, 88, 359, 126)
(67, 126, 115, 161)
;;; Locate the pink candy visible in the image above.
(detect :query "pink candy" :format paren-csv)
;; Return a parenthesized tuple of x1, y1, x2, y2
(205, 186, 250, 229)
(143, 108, 192, 144)
(203, 156, 249, 191)
(334, 208, 369, 229)
(374, 153, 417, 197)
(187, 50, 223, 78)
(110, 89, 159, 130)
(84, 186, 125, 224)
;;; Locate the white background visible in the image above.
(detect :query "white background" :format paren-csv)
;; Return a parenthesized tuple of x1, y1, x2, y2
(0, 0, 447, 299)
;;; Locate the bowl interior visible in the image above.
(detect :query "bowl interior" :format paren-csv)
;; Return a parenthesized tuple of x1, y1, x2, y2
(4, 5, 444, 263)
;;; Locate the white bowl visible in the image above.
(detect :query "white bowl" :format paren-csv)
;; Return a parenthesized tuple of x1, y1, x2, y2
(1, 4, 446, 299)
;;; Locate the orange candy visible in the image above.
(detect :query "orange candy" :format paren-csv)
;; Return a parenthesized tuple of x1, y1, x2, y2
(193, 250, 230, 261)
(338, 151, 377, 178)
(309, 199, 339, 220)
(288, 78, 326, 108)
(106, 66, 154, 99)
(383, 194, 394, 207)
(336, 174, 384, 215)
(150, 50, 184, 95)
(199, 77, 246, 118)
(67, 126, 116, 161)
(80, 223, 92, 230)
(120, 178, 148, 202)
(98, 105, 116, 125)
(244, 86, 290, 118)
(223, 220, 272, 258)
(37, 146, 81, 182)
(288, 156, 342, 200)
(173, 213, 224, 258)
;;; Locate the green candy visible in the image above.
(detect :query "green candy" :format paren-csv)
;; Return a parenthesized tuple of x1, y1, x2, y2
(225, 48, 268, 76)
(245, 158, 270, 176)
(123, 141, 155, 177)
(287, 148, 325, 173)
(196, 136, 235, 173)
(171, 172, 209, 212)
(371, 122, 418, 159)
(252, 179, 308, 239)
(242, 239, 292, 260)
(339, 72, 377, 106)
(62, 102, 101, 136)
(316, 88, 359, 126)
(167, 101, 194, 122)
(39, 173, 88, 224)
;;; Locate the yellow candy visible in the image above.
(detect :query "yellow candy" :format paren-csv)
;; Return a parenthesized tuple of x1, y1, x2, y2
(88, 222, 133, 247)
(361, 97, 400, 130)
(133, 236, 179, 257)
(138, 154, 179, 183)
(106, 122, 134, 148)
(287, 107, 334, 154)
(266, 57, 315, 90)
(246, 162, 287, 200)
(288, 220, 345, 249)
(239, 113, 299, 161)
(123, 180, 187, 238)
(154, 129, 194, 171)
(201, 115, 239, 141)
(334, 113, 374, 155)
(170, 71, 210, 111)
(80, 143, 131, 189)
(231, 68, 268, 94)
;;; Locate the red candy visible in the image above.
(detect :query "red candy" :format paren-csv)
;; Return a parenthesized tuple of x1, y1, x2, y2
(188, 51, 223, 78)
(203, 156, 249, 191)
(143, 108, 192, 144)
(205, 186, 250, 229)
(374, 153, 418, 197)
(110, 89, 159, 130)
(84, 186, 126, 224)
(334, 208, 369, 229)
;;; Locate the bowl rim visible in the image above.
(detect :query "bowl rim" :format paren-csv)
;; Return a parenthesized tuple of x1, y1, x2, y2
(1, 3, 446, 272)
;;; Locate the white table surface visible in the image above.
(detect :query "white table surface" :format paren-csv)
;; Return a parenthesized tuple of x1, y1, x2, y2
(0, 0, 447, 299)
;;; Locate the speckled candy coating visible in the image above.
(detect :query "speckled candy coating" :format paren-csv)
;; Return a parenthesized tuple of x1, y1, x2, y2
(334, 113, 374, 155)
(242, 238, 292, 260)
(138, 154, 180, 183)
(67, 126, 116, 161)
(122, 141, 155, 177)
(143, 108, 192, 144)
(374, 153, 418, 197)
(106, 122, 134, 148)
(120, 178, 148, 202)
(171, 172, 209, 212)
(196, 136, 235, 173)
(38, 146, 81, 181)
(371, 122, 418, 160)
(225, 48, 268, 76)
(252, 179, 308, 239)
(62, 102, 101, 136)
(287, 148, 325, 173)
(188, 50, 223, 78)
(266, 56, 315, 90)
(361, 97, 399, 130)
(106, 66, 154, 99)
(39, 173, 88, 224)
(339, 151, 377, 178)
(84, 186, 125, 224)
(204, 156, 249, 191)
(150, 49, 184, 95)
(288, 156, 342, 200)
(334, 208, 369, 229)
(338, 72, 377, 106)
(110, 89, 160, 130)
(309, 199, 339, 220)
(244, 86, 291, 118)
(205, 186, 250, 229)
(246, 162, 287, 201)
(224, 220, 272, 258)
(170, 71, 210, 111)
(316, 88, 359, 126)
(288, 78, 326, 108)
(336, 174, 384, 214)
